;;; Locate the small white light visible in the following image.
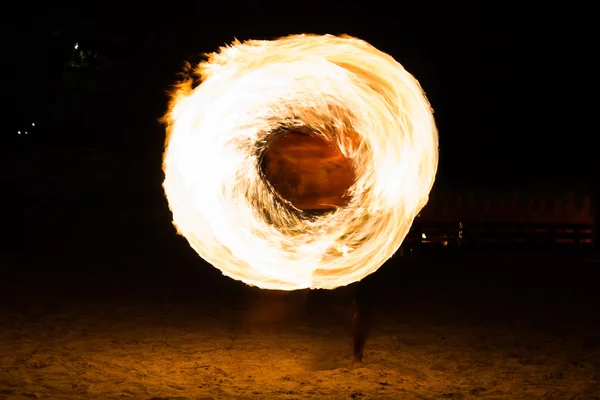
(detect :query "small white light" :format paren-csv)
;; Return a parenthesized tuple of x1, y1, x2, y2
(421, 233, 426, 239)
(24, 131, 28, 135)
(17, 131, 21, 135)
(338, 244, 353, 256)
(74, 43, 79, 50)
(32, 122, 35, 126)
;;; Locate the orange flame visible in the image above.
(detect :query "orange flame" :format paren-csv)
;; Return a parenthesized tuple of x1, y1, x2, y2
(162, 34, 438, 290)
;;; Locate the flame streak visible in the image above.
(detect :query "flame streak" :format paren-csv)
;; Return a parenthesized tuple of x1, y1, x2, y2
(163, 34, 438, 290)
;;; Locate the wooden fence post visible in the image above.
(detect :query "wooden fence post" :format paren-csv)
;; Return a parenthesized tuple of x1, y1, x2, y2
(595, 181, 599, 250)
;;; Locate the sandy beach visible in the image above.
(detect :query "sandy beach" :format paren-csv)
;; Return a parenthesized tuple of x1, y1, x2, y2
(1, 208, 599, 399)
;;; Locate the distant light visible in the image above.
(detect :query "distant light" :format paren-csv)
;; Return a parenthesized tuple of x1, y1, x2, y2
(74, 43, 79, 50)
(421, 233, 426, 239)
(32, 122, 35, 126)
(24, 131, 28, 135)
(17, 131, 21, 135)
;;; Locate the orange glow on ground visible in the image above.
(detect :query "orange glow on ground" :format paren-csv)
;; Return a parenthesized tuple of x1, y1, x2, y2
(1, 254, 598, 399)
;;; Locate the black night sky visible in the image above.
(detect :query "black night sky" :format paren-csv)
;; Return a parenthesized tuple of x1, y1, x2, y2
(4, 5, 596, 185)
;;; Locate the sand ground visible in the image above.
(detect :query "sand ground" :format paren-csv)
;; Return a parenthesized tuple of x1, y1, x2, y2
(1, 208, 599, 399)
(1, 256, 600, 400)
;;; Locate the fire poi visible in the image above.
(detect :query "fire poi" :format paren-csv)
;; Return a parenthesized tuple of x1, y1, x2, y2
(162, 34, 438, 291)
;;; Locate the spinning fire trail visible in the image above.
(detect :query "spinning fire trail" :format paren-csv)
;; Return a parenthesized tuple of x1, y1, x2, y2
(162, 34, 438, 291)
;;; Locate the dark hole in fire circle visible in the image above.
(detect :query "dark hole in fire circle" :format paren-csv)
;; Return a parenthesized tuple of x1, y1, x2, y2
(260, 129, 356, 212)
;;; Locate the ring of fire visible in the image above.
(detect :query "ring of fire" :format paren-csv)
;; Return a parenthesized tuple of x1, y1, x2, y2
(162, 34, 438, 290)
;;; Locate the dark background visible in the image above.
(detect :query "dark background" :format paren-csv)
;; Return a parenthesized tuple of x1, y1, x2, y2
(1, 4, 596, 279)
(3, 4, 596, 183)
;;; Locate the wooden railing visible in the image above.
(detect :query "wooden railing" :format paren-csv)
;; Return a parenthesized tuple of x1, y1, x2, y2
(402, 221, 595, 251)
(418, 185, 595, 226)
